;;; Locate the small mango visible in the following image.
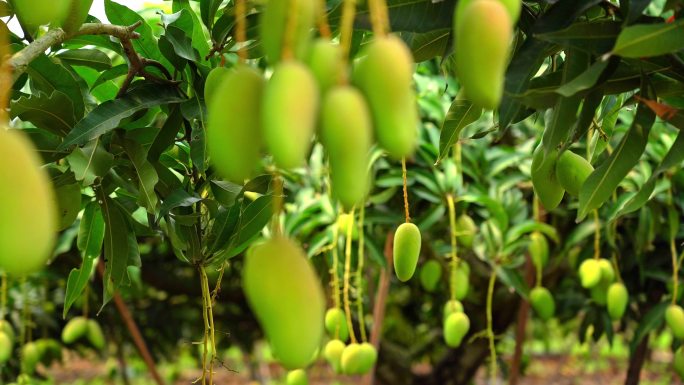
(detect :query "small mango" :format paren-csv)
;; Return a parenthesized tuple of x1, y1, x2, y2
(87, 319, 106, 350)
(12, 0, 70, 29)
(324, 308, 349, 342)
(450, 264, 470, 300)
(61, 316, 88, 344)
(323, 339, 345, 373)
(530, 286, 555, 321)
(531, 145, 565, 210)
(357, 342, 377, 374)
(444, 312, 470, 348)
(286, 369, 308, 385)
(393, 223, 422, 282)
(259, 0, 317, 64)
(578, 259, 602, 289)
(59, 0, 94, 33)
(420, 260, 443, 292)
(528, 231, 549, 269)
(455, 215, 477, 248)
(674, 347, 684, 379)
(666, 304, 684, 340)
(598, 259, 615, 285)
(340, 343, 364, 375)
(555, 150, 594, 196)
(21, 342, 40, 374)
(307, 39, 345, 93)
(607, 282, 628, 320)
(0, 332, 11, 363)
(443, 300, 464, 322)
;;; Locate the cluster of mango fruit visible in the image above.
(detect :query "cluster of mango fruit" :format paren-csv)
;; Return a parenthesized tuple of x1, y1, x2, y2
(11, 0, 93, 33)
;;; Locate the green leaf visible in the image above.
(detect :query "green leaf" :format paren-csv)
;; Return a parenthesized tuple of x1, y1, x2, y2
(437, 99, 482, 163)
(404, 30, 451, 63)
(536, 21, 621, 55)
(495, 266, 529, 298)
(630, 302, 668, 354)
(105, 0, 164, 63)
(149, 105, 183, 162)
(329, 0, 455, 33)
(56, 49, 113, 71)
(27, 54, 85, 119)
(123, 140, 159, 213)
(208, 203, 241, 255)
(64, 202, 105, 318)
(226, 195, 273, 258)
(163, 25, 200, 62)
(58, 84, 184, 150)
(159, 188, 202, 218)
(92, 64, 128, 90)
(66, 138, 115, 186)
(10, 91, 75, 137)
(624, 0, 652, 24)
(578, 98, 656, 220)
(612, 19, 684, 58)
(200, 0, 223, 30)
(457, 194, 508, 233)
(504, 221, 560, 245)
(555, 59, 610, 97)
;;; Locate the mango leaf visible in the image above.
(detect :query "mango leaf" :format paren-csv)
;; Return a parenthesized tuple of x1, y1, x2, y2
(200, 0, 223, 30)
(624, 0, 652, 24)
(555, 59, 610, 97)
(105, 0, 164, 62)
(437, 99, 482, 163)
(578, 97, 656, 220)
(208, 203, 242, 255)
(630, 302, 668, 354)
(226, 195, 274, 258)
(10, 91, 75, 137)
(457, 194, 508, 233)
(92, 64, 128, 90)
(66, 138, 115, 186)
(163, 25, 200, 62)
(56, 49, 112, 71)
(27, 54, 84, 119)
(159, 188, 202, 219)
(495, 266, 529, 298)
(123, 140, 159, 213)
(64, 202, 105, 318)
(536, 21, 621, 55)
(58, 84, 184, 150)
(329, 0, 456, 33)
(504, 221, 560, 245)
(148, 105, 183, 162)
(404, 30, 451, 63)
(612, 19, 684, 58)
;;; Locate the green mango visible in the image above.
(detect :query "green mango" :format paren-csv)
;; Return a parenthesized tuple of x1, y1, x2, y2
(0, 332, 11, 363)
(337, 213, 358, 239)
(555, 150, 594, 196)
(598, 259, 615, 284)
(530, 286, 555, 321)
(340, 343, 364, 374)
(207, 65, 264, 182)
(455, 0, 521, 24)
(54, 182, 81, 230)
(444, 312, 470, 348)
(0, 320, 15, 343)
(87, 319, 106, 350)
(454, 0, 512, 110)
(528, 231, 549, 268)
(0, 128, 57, 276)
(59, 0, 94, 33)
(324, 308, 349, 342)
(21, 342, 40, 374)
(666, 304, 684, 339)
(323, 339, 345, 373)
(675, 347, 684, 379)
(243, 237, 325, 369)
(286, 369, 308, 385)
(307, 39, 345, 93)
(357, 342, 377, 374)
(263, 61, 319, 170)
(450, 264, 470, 300)
(321, 86, 372, 209)
(455, 215, 477, 248)
(259, 0, 316, 64)
(443, 299, 464, 322)
(61, 316, 88, 344)
(531, 145, 565, 210)
(606, 282, 628, 320)
(393, 223, 422, 282)
(353, 35, 418, 159)
(204, 66, 230, 105)
(12, 0, 70, 29)
(420, 260, 443, 292)
(578, 259, 602, 289)
(590, 282, 609, 306)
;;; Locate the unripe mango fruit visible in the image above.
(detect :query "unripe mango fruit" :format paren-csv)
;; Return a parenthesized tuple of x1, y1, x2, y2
(357, 342, 377, 374)
(307, 39, 345, 93)
(666, 304, 684, 340)
(340, 343, 363, 374)
(454, 0, 512, 110)
(443, 299, 464, 321)
(598, 259, 615, 284)
(59, 0, 94, 33)
(420, 260, 443, 292)
(393, 223, 422, 282)
(455, 214, 477, 248)
(263, 61, 319, 170)
(578, 259, 602, 289)
(444, 312, 470, 348)
(243, 236, 325, 369)
(259, 0, 316, 64)
(207, 65, 264, 182)
(55, 182, 81, 230)
(455, 0, 522, 24)
(321, 86, 372, 209)
(286, 369, 308, 385)
(204, 66, 230, 104)
(0, 332, 11, 363)
(324, 308, 349, 342)
(675, 347, 684, 379)
(528, 231, 549, 268)
(62, 316, 88, 344)
(0, 128, 57, 276)
(323, 339, 345, 373)
(555, 150, 594, 196)
(0, 320, 15, 343)
(12, 0, 70, 29)
(607, 282, 628, 320)
(450, 264, 470, 300)
(530, 286, 555, 321)
(531, 145, 565, 210)
(21, 342, 40, 374)
(87, 319, 106, 350)
(353, 35, 418, 159)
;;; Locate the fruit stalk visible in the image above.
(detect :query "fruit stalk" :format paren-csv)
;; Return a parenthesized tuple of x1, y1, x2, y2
(593, 210, 601, 260)
(281, 0, 300, 61)
(316, 0, 332, 38)
(672, 231, 679, 305)
(199, 268, 210, 385)
(368, 0, 390, 35)
(0, 22, 10, 123)
(235, 0, 248, 62)
(446, 194, 460, 301)
(486, 271, 497, 382)
(402, 158, 410, 223)
(331, 220, 342, 310)
(339, 0, 357, 70)
(343, 208, 358, 343)
(356, 205, 368, 342)
(202, 267, 217, 385)
(271, 174, 284, 236)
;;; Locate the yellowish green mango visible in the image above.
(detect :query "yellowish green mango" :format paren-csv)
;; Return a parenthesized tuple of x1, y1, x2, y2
(61, 316, 88, 344)
(454, 0, 512, 110)
(59, 0, 94, 33)
(455, 214, 477, 248)
(531, 145, 565, 210)
(12, 0, 70, 29)
(357, 342, 377, 374)
(530, 286, 555, 321)
(243, 236, 325, 369)
(55, 182, 81, 230)
(598, 259, 615, 284)
(87, 319, 105, 350)
(0, 332, 11, 363)
(666, 304, 684, 339)
(286, 369, 308, 385)
(0, 128, 57, 276)
(353, 35, 418, 159)
(456, 0, 521, 24)
(324, 308, 349, 342)
(204, 66, 230, 105)
(207, 65, 264, 183)
(321, 86, 372, 209)
(323, 339, 345, 373)
(607, 282, 628, 320)
(340, 343, 364, 374)
(393, 223, 422, 282)
(21, 342, 40, 374)
(259, 0, 317, 64)
(444, 312, 470, 348)
(443, 299, 464, 322)
(555, 150, 594, 196)
(578, 259, 602, 289)
(0, 320, 14, 343)
(263, 61, 319, 170)
(420, 260, 442, 292)
(450, 264, 470, 300)
(528, 231, 549, 268)
(307, 39, 345, 93)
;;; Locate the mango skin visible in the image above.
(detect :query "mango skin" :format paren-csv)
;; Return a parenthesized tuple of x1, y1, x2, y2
(420, 260, 443, 292)
(87, 319, 106, 350)
(0, 320, 15, 343)
(455, 0, 521, 24)
(207, 65, 264, 183)
(444, 312, 470, 348)
(598, 259, 615, 284)
(243, 237, 325, 369)
(55, 182, 81, 230)
(321, 86, 372, 209)
(286, 369, 308, 385)
(21, 341, 40, 374)
(62, 316, 88, 344)
(531, 145, 565, 210)
(530, 286, 555, 321)
(455, 215, 477, 248)
(353, 36, 418, 159)
(393, 223, 422, 282)
(578, 259, 602, 289)
(324, 308, 349, 342)
(607, 282, 628, 320)
(323, 339, 345, 373)
(59, 0, 94, 33)
(307, 39, 345, 93)
(340, 343, 364, 374)
(528, 231, 549, 268)
(357, 342, 377, 374)
(666, 304, 684, 340)
(262, 61, 319, 170)
(204, 66, 230, 105)
(0, 128, 57, 276)
(12, 0, 70, 29)
(454, 0, 512, 110)
(450, 264, 470, 300)
(259, 0, 316, 64)
(443, 299, 464, 322)
(555, 150, 594, 196)
(0, 332, 11, 363)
